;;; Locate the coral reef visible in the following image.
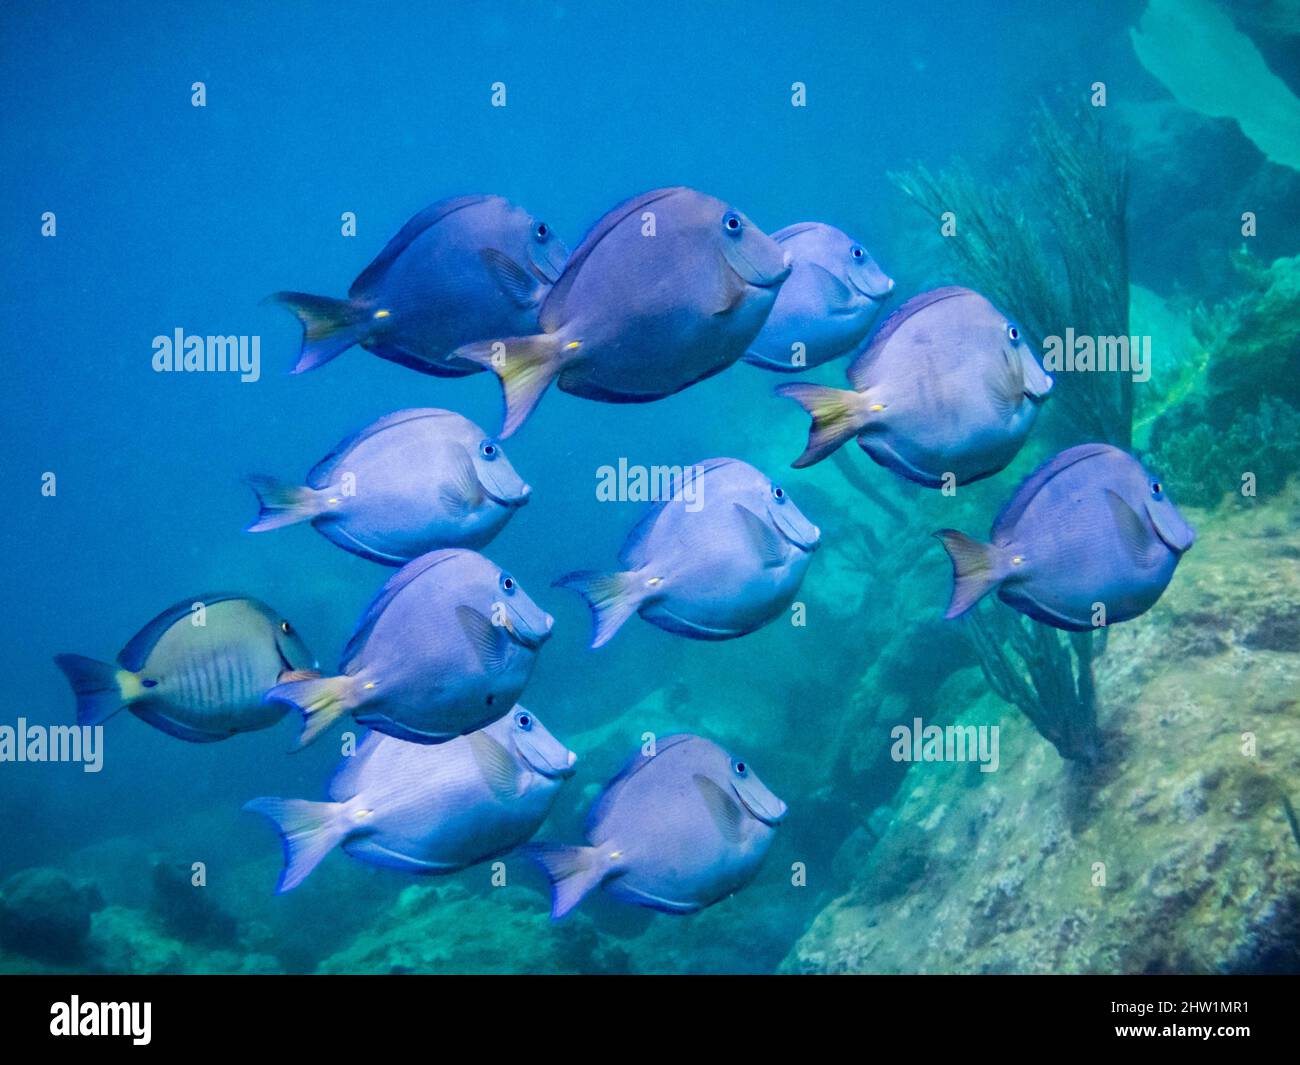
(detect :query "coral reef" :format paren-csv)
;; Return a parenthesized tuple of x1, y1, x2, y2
(784, 483, 1300, 973)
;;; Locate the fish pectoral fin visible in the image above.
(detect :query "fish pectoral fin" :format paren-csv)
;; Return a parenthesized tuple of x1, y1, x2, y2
(806, 262, 859, 314)
(712, 263, 750, 316)
(694, 774, 744, 844)
(439, 447, 486, 517)
(468, 731, 520, 799)
(1104, 490, 1163, 568)
(990, 348, 1027, 418)
(479, 248, 541, 309)
(276, 668, 322, 684)
(732, 504, 787, 568)
(456, 605, 511, 672)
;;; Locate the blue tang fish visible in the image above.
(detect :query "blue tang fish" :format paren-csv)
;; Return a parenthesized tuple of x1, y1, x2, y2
(777, 286, 1053, 483)
(744, 221, 893, 372)
(452, 187, 792, 436)
(556, 458, 820, 646)
(526, 734, 787, 918)
(268, 549, 553, 747)
(271, 194, 568, 376)
(936, 443, 1196, 630)
(245, 408, 530, 565)
(54, 595, 317, 741)
(245, 706, 576, 892)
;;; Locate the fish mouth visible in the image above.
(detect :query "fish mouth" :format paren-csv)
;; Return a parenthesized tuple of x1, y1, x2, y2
(848, 274, 895, 301)
(503, 610, 553, 649)
(726, 247, 793, 289)
(485, 483, 531, 508)
(734, 784, 788, 826)
(770, 509, 821, 553)
(1146, 503, 1195, 555)
(518, 741, 577, 780)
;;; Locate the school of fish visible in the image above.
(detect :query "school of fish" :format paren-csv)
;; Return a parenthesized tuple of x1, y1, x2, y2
(54, 186, 1194, 921)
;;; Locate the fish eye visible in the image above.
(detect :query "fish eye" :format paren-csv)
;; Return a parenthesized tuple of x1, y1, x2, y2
(514, 710, 533, 731)
(479, 439, 499, 460)
(499, 573, 517, 594)
(850, 244, 865, 261)
(534, 222, 550, 243)
(771, 484, 786, 502)
(722, 211, 743, 236)
(1151, 481, 1163, 498)
(731, 758, 749, 778)
(280, 621, 293, 635)
(1007, 324, 1021, 342)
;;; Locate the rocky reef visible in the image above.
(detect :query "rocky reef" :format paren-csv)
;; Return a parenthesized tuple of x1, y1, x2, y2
(783, 481, 1300, 973)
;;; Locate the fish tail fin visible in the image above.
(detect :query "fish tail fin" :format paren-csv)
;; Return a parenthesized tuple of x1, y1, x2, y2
(774, 383, 871, 468)
(934, 529, 1002, 618)
(244, 474, 325, 532)
(450, 334, 569, 438)
(522, 843, 608, 920)
(553, 569, 647, 649)
(268, 291, 372, 374)
(53, 654, 129, 726)
(266, 674, 357, 749)
(242, 797, 349, 892)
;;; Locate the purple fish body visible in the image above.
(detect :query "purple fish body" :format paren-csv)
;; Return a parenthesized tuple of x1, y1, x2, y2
(556, 458, 820, 647)
(451, 187, 792, 436)
(776, 286, 1053, 481)
(267, 549, 553, 746)
(745, 222, 893, 372)
(937, 443, 1196, 630)
(245, 409, 531, 565)
(526, 734, 787, 918)
(271, 195, 568, 377)
(244, 707, 576, 892)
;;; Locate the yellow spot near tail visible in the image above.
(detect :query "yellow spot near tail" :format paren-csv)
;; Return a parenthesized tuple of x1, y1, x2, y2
(869, 403, 886, 412)
(609, 850, 623, 860)
(373, 309, 391, 319)
(363, 681, 376, 690)
(1012, 555, 1024, 566)
(646, 576, 663, 587)
(564, 340, 581, 350)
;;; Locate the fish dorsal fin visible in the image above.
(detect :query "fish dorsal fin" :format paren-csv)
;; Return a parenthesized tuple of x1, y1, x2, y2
(479, 248, 540, 309)
(1104, 490, 1163, 568)
(732, 504, 787, 568)
(617, 458, 739, 569)
(583, 734, 697, 839)
(694, 774, 744, 843)
(307, 408, 462, 489)
(806, 263, 859, 313)
(328, 729, 384, 800)
(771, 222, 822, 242)
(848, 285, 975, 390)
(469, 730, 520, 799)
(439, 446, 485, 517)
(540, 187, 685, 331)
(349, 195, 498, 297)
(341, 551, 460, 667)
(456, 605, 510, 672)
(991, 443, 1120, 539)
(117, 592, 249, 671)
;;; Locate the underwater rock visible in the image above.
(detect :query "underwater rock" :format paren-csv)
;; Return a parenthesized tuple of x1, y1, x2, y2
(785, 483, 1300, 973)
(150, 859, 240, 948)
(1131, 0, 1300, 172)
(0, 866, 103, 964)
